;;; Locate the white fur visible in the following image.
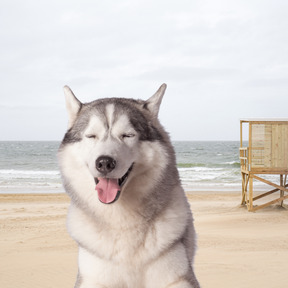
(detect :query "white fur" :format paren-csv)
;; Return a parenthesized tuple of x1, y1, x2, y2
(105, 104, 115, 129)
(68, 186, 191, 287)
(60, 139, 197, 287)
(82, 114, 138, 179)
(84, 115, 106, 140)
(58, 84, 199, 288)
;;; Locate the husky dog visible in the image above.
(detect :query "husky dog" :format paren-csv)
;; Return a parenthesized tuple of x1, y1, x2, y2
(58, 84, 200, 288)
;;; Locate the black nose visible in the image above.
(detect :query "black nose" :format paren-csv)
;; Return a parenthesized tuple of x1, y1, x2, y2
(96, 156, 116, 174)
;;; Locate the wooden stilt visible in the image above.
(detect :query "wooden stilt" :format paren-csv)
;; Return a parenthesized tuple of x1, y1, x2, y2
(241, 172, 246, 205)
(280, 174, 284, 207)
(248, 176, 253, 211)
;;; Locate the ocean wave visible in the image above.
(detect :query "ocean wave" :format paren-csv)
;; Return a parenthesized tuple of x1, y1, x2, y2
(177, 163, 206, 168)
(0, 169, 60, 181)
(0, 181, 62, 188)
(0, 169, 59, 175)
(178, 166, 224, 172)
(177, 162, 240, 169)
(178, 166, 241, 184)
(221, 161, 241, 167)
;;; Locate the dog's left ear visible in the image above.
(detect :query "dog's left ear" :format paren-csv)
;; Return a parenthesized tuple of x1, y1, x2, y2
(63, 86, 82, 129)
(145, 83, 167, 118)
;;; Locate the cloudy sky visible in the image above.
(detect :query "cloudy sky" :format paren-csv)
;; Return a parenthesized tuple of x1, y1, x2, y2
(1, 0, 288, 141)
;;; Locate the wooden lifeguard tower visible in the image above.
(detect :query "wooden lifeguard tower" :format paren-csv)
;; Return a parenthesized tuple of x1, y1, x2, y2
(240, 119, 288, 211)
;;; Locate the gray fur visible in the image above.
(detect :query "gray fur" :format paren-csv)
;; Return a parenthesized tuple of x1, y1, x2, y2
(61, 97, 164, 145)
(58, 84, 200, 288)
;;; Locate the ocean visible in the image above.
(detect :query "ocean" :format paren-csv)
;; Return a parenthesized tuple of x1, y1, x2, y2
(0, 141, 244, 193)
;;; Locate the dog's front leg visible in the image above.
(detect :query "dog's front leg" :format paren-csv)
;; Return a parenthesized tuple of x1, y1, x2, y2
(145, 242, 200, 288)
(164, 271, 200, 288)
(164, 280, 199, 288)
(74, 274, 107, 288)
(73, 272, 81, 288)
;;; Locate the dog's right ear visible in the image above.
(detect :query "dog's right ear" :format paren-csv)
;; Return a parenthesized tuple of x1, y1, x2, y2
(63, 86, 82, 129)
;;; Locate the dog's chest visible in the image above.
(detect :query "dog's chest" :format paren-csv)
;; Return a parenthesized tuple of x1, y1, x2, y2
(95, 220, 150, 262)
(68, 206, 152, 263)
(79, 246, 146, 288)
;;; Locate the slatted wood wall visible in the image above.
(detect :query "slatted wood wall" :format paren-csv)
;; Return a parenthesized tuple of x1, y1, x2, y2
(251, 123, 288, 169)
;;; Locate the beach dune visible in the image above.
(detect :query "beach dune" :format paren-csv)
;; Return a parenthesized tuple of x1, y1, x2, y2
(1, 192, 288, 288)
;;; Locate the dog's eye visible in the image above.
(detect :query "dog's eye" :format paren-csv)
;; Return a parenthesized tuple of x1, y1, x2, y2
(86, 134, 97, 139)
(122, 133, 135, 139)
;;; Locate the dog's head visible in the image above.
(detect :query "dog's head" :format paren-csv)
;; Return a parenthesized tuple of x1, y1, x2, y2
(59, 84, 168, 204)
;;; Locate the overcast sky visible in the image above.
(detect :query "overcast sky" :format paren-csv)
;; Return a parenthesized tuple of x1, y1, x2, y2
(1, 0, 288, 141)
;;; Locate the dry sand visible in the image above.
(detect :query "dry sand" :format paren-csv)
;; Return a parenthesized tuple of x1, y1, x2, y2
(1, 192, 288, 288)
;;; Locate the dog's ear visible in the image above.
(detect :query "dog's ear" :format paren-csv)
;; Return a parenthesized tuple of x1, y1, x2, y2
(145, 83, 167, 118)
(63, 86, 82, 129)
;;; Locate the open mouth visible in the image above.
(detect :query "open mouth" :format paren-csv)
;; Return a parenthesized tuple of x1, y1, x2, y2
(117, 164, 133, 187)
(95, 164, 133, 204)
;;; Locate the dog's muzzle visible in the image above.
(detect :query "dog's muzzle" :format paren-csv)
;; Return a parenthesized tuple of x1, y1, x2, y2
(95, 160, 133, 204)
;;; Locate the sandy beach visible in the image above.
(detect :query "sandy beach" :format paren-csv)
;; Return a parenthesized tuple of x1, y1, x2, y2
(1, 192, 288, 288)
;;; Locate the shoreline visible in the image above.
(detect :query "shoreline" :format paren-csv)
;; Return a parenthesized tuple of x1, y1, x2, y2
(0, 185, 243, 194)
(1, 191, 288, 288)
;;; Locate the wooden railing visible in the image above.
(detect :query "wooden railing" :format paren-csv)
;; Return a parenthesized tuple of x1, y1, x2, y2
(239, 147, 249, 171)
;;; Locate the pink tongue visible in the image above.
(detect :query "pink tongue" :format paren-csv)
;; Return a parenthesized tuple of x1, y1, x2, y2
(95, 178, 121, 204)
